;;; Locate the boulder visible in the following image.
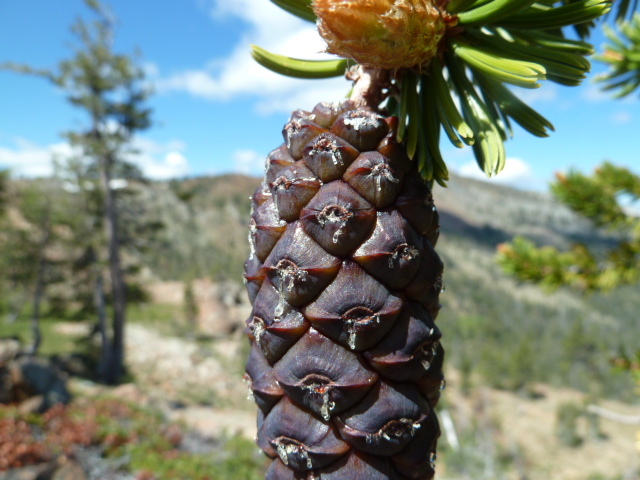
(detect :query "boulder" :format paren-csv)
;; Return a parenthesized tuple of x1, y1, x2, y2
(0, 357, 71, 411)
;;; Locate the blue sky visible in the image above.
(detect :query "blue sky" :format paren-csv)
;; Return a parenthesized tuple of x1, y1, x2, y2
(0, 0, 638, 192)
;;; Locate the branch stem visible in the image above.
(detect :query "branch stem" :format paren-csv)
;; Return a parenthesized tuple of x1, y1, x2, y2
(348, 65, 390, 110)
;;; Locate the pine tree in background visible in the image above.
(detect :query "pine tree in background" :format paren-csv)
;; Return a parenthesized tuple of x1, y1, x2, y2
(498, 163, 640, 291)
(242, 0, 611, 478)
(1, 0, 152, 384)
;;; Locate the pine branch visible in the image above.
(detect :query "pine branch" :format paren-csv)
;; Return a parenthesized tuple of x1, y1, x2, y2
(596, 13, 640, 98)
(498, 163, 640, 292)
(252, 0, 608, 184)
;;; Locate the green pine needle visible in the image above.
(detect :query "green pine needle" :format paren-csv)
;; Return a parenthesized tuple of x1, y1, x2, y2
(251, 45, 351, 79)
(254, 0, 609, 184)
(269, 0, 315, 22)
(595, 13, 640, 98)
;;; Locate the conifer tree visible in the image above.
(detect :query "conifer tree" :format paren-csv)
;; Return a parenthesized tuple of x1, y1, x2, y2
(241, 1, 611, 478)
(2, 0, 152, 383)
(16, 181, 59, 355)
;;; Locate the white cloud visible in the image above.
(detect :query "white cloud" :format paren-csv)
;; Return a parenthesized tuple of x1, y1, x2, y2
(611, 110, 632, 124)
(138, 151, 189, 179)
(127, 137, 190, 179)
(457, 157, 542, 190)
(0, 137, 190, 180)
(208, 0, 304, 33)
(581, 83, 612, 102)
(156, 0, 350, 113)
(0, 139, 75, 177)
(233, 149, 264, 176)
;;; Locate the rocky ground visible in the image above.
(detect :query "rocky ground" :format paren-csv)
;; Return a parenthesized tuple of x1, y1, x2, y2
(117, 322, 256, 439)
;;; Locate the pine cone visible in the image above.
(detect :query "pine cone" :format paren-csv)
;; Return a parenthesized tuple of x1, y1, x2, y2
(244, 101, 444, 480)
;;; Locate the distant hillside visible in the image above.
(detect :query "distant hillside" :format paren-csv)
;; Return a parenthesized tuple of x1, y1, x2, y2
(136, 174, 259, 281)
(4, 173, 637, 401)
(434, 175, 617, 251)
(134, 172, 638, 401)
(137, 172, 615, 283)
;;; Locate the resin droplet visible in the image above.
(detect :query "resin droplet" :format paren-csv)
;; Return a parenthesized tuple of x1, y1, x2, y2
(317, 204, 353, 227)
(320, 390, 336, 421)
(276, 259, 310, 294)
(388, 244, 419, 270)
(248, 220, 257, 260)
(347, 332, 356, 350)
(370, 163, 399, 188)
(251, 316, 266, 344)
(316, 205, 352, 244)
(343, 306, 379, 350)
(273, 437, 314, 469)
(365, 418, 419, 444)
(274, 291, 287, 318)
(301, 379, 336, 421)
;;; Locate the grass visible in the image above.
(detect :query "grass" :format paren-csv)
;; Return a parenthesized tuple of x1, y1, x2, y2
(1, 302, 183, 357)
(1, 315, 82, 357)
(127, 302, 183, 335)
(128, 435, 268, 480)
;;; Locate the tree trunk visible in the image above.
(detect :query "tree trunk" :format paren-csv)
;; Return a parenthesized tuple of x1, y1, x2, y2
(100, 154, 127, 384)
(27, 217, 51, 357)
(92, 252, 112, 382)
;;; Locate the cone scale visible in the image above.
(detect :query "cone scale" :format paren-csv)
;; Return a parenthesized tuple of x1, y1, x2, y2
(244, 101, 444, 479)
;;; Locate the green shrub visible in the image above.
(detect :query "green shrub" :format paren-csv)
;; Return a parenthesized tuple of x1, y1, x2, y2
(555, 402, 584, 447)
